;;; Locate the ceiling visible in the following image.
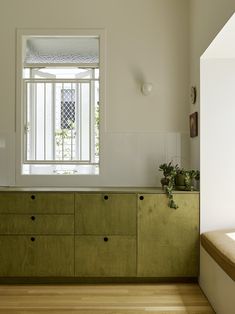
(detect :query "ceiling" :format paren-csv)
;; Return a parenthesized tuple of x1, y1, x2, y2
(202, 13, 235, 59)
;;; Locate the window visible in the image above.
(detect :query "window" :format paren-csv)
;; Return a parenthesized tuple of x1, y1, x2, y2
(17, 31, 104, 178)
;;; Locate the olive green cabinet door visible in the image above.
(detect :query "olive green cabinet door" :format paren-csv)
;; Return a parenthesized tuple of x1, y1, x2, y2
(0, 236, 74, 276)
(137, 193, 199, 277)
(75, 194, 136, 235)
(0, 192, 74, 214)
(75, 235, 136, 277)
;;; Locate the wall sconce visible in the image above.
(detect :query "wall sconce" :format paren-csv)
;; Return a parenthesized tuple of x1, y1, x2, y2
(141, 82, 153, 96)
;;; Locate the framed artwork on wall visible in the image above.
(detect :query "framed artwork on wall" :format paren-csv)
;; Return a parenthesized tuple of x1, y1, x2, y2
(189, 112, 198, 137)
(191, 86, 197, 104)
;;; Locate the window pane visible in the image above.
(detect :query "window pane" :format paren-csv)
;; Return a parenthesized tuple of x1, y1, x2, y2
(80, 83, 90, 161)
(30, 68, 95, 79)
(61, 89, 76, 129)
(25, 80, 96, 164)
(94, 81, 100, 163)
(21, 34, 102, 176)
(25, 37, 99, 64)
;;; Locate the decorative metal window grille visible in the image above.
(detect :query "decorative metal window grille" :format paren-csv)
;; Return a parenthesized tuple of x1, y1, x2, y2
(24, 78, 99, 166)
(61, 89, 76, 130)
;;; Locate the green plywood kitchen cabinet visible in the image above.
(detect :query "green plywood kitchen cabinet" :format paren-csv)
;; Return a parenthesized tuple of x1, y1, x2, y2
(0, 235, 74, 276)
(75, 193, 136, 235)
(0, 192, 74, 214)
(0, 192, 75, 277)
(75, 193, 137, 277)
(75, 235, 136, 277)
(0, 189, 199, 280)
(137, 193, 199, 277)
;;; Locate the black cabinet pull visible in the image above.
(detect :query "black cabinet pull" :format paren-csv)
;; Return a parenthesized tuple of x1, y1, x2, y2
(139, 195, 144, 200)
(104, 237, 109, 242)
(104, 195, 109, 200)
(31, 195, 36, 200)
(30, 237, 35, 242)
(31, 216, 36, 221)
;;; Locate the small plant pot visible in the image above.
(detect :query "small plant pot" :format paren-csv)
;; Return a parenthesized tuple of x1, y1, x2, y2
(175, 174, 192, 190)
(175, 174, 186, 187)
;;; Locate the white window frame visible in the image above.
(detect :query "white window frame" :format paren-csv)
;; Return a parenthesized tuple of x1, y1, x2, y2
(16, 29, 106, 186)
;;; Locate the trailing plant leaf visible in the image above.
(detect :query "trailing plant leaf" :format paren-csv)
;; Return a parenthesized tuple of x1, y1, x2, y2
(168, 198, 178, 209)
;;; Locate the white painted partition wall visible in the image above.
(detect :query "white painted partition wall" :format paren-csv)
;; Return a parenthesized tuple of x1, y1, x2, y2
(200, 14, 235, 233)
(200, 14, 235, 314)
(200, 57, 235, 233)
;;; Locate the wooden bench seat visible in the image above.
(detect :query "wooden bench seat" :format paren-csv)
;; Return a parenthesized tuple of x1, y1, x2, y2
(201, 229, 235, 281)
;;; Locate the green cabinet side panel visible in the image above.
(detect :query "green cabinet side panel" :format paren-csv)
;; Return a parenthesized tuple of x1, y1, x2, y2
(137, 193, 199, 277)
(75, 235, 136, 277)
(0, 236, 74, 276)
(0, 192, 74, 214)
(0, 214, 74, 235)
(75, 194, 136, 235)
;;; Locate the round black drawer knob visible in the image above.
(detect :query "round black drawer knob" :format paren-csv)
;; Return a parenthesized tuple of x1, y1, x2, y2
(139, 195, 144, 200)
(104, 237, 109, 242)
(31, 216, 36, 221)
(31, 195, 36, 200)
(30, 237, 35, 242)
(104, 195, 109, 200)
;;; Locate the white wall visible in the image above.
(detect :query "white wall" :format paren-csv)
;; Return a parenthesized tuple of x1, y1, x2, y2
(189, 1, 235, 231)
(199, 12, 235, 233)
(0, 0, 190, 187)
(195, 10, 235, 312)
(189, 0, 235, 170)
(201, 58, 235, 232)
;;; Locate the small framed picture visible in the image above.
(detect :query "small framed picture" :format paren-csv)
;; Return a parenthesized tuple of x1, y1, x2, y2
(191, 86, 197, 104)
(189, 112, 198, 137)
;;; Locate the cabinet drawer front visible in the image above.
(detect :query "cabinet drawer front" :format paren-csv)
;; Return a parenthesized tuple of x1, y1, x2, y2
(0, 236, 74, 277)
(0, 214, 74, 235)
(0, 192, 74, 214)
(75, 235, 136, 277)
(75, 193, 136, 235)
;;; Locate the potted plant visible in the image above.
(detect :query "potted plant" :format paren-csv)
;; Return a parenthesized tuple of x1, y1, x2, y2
(159, 162, 178, 209)
(159, 162, 200, 209)
(175, 168, 200, 191)
(175, 169, 191, 190)
(159, 162, 177, 188)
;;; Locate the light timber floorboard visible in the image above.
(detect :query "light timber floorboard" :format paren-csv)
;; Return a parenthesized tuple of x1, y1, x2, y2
(0, 284, 214, 313)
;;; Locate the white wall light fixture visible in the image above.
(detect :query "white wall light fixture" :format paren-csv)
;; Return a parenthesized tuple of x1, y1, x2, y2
(141, 82, 153, 96)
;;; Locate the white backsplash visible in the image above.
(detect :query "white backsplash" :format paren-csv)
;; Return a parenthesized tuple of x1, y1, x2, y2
(0, 131, 189, 187)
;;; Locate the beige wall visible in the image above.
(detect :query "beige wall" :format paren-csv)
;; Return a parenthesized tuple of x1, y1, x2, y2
(189, 0, 235, 169)
(0, 0, 190, 186)
(0, 0, 190, 133)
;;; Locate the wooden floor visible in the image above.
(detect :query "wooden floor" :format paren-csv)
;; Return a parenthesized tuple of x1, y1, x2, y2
(0, 284, 214, 314)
